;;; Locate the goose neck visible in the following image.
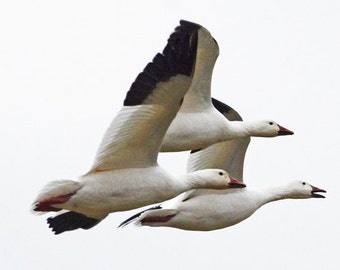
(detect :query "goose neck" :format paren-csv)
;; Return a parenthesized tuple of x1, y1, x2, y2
(179, 172, 217, 190)
(261, 185, 292, 204)
(223, 121, 251, 138)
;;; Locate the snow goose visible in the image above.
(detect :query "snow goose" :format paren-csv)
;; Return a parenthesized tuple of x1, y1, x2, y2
(119, 100, 326, 231)
(32, 21, 246, 234)
(160, 21, 293, 152)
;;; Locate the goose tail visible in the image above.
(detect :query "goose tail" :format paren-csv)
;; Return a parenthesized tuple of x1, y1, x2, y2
(32, 180, 82, 213)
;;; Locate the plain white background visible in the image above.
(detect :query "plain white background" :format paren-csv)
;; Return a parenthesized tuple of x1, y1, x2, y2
(1, 1, 339, 269)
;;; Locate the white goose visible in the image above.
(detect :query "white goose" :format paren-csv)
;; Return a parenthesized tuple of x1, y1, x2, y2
(119, 100, 326, 231)
(32, 21, 246, 234)
(160, 21, 293, 152)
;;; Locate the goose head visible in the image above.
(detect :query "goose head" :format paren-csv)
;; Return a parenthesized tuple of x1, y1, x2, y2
(248, 120, 294, 137)
(188, 169, 246, 190)
(286, 181, 326, 199)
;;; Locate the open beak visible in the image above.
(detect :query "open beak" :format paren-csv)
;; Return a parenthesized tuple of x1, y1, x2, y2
(311, 185, 326, 198)
(228, 176, 246, 188)
(277, 125, 294, 135)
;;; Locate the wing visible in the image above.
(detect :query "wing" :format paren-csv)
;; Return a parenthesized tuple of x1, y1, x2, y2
(87, 21, 199, 173)
(118, 99, 249, 223)
(179, 22, 219, 112)
(187, 98, 250, 181)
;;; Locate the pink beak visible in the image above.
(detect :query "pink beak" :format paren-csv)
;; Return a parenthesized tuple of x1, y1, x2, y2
(311, 185, 326, 198)
(277, 125, 294, 135)
(228, 176, 246, 188)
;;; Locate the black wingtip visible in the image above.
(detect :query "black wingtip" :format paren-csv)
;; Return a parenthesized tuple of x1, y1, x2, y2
(190, 148, 202, 154)
(211, 98, 243, 121)
(47, 211, 100, 235)
(179, 20, 203, 30)
(124, 20, 199, 106)
(118, 205, 162, 228)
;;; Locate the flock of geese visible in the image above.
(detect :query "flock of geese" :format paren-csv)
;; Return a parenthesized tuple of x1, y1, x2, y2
(32, 20, 326, 234)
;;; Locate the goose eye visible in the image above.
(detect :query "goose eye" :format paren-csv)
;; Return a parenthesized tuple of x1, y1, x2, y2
(302, 182, 306, 185)
(269, 122, 273, 125)
(218, 172, 223, 176)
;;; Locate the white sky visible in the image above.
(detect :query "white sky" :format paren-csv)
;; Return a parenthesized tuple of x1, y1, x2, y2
(1, 0, 339, 269)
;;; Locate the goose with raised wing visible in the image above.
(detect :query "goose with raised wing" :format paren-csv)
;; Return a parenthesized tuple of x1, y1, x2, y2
(160, 22, 293, 152)
(32, 21, 246, 234)
(119, 100, 326, 231)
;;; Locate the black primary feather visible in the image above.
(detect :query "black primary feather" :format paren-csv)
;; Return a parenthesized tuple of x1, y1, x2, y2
(124, 20, 200, 106)
(47, 211, 100, 235)
(118, 205, 162, 228)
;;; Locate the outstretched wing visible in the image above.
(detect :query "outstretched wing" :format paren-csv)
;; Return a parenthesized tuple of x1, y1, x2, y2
(179, 23, 219, 112)
(87, 21, 199, 173)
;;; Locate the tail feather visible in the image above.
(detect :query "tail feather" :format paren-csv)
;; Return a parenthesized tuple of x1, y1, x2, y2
(34, 193, 76, 212)
(118, 205, 162, 228)
(47, 211, 101, 234)
(32, 180, 82, 213)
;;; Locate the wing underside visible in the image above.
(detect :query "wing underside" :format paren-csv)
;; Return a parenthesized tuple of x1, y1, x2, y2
(87, 21, 200, 173)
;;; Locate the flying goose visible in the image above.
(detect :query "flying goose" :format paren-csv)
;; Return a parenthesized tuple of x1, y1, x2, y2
(160, 21, 293, 152)
(32, 21, 245, 234)
(119, 100, 325, 231)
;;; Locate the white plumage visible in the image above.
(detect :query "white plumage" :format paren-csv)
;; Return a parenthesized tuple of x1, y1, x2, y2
(119, 99, 326, 230)
(32, 21, 245, 234)
(160, 21, 293, 152)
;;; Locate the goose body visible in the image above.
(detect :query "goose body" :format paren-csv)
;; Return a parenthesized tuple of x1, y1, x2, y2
(121, 182, 325, 231)
(120, 100, 326, 230)
(32, 21, 245, 234)
(160, 22, 293, 152)
(38, 167, 240, 221)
